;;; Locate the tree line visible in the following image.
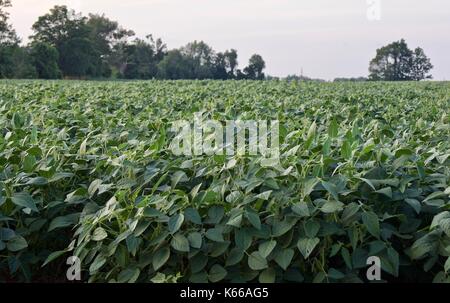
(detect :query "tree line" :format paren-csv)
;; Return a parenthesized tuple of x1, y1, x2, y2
(0, 1, 434, 81)
(0, 1, 266, 80)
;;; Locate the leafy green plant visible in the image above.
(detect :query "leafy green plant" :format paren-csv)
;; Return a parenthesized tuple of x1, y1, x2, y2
(0, 80, 449, 282)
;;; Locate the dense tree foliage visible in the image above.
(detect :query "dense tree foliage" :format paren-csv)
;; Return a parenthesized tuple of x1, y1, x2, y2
(369, 39, 433, 81)
(29, 42, 61, 79)
(243, 54, 266, 80)
(0, 3, 267, 80)
(0, 0, 18, 45)
(0, 0, 21, 78)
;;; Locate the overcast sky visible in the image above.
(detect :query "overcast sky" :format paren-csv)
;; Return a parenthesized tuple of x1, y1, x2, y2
(8, 0, 450, 80)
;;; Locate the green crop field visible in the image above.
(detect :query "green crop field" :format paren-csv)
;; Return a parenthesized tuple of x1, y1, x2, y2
(0, 80, 449, 283)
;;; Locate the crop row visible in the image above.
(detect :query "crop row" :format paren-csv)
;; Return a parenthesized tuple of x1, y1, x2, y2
(0, 80, 449, 282)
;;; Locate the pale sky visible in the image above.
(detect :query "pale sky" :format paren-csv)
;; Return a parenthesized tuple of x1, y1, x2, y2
(8, 0, 450, 80)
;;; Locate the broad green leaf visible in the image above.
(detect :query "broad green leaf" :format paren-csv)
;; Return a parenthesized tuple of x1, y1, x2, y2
(297, 237, 320, 259)
(153, 247, 170, 270)
(226, 191, 242, 204)
(321, 181, 339, 201)
(341, 203, 360, 224)
(424, 191, 446, 202)
(329, 243, 342, 257)
(11, 192, 38, 212)
(274, 248, 294, 270)
(207, 206, 224, 224)
(341, 140, 352, 160)
(171, 171, 188, 188)
(171, 234, 190, 252)
(117, 268, 140, 283)
(151, 273, 168, 283)
(92, 227, 108, 241)
(227, 214, 243, 228)
(341, 247, 352, 269)
(445, 257, 450, 273)
(168, 213, 184, 234)
(245, 211, 261, 230)
(410, 230, 440, 260)
(304, 220, 320, 238)
(259, 267, 276, 283)
(387, 247, 399, 277)
(88, 179, 103, 197)
(188, 232, 202, 249)
(184, 208, 202, 225)
(226, 248, 244, 266)
(235, 229, 252, 250)
(89, 255, 106, 273)
(272, 219, 296, 237)
(191, 254, 208, 273)
(42, 250, 67, 267)
(23, 154, 36, 172)
(322, 137, 331, 155)
(292, 203, 310, 217)
(430, 212, 450, 237)
(79, 138, 88, 155)
(258, 240, 277, 258)
(190, 183, 202, 200)
(0, 228, 15, 241)
(303, 178, 319, 197)
(248, 252, 268, 270)
(48, 214, 79, 232)
(361, 211, 380, 238)
(126, 236, 140, 256)
(209, 264, 227, 282)
(320, 200, 344, 214)
(205, 228, 224, 242)
(328, 118, 339, 138)
(405, 199, 421, 214)
(431, 211, 450, 229)
(304, 121, 317, 149)
(358, 178, 376, 191)
(255, 191, 272, 201)
(374, 187, 392, 199)
(7, 236, 28, 252)
(313, 272, 326, 283)
(26, 177, 48, 186)
(328, 268, 345, 280)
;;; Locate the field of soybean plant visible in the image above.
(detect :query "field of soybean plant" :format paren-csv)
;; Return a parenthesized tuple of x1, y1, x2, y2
(0, 80, 449, 283)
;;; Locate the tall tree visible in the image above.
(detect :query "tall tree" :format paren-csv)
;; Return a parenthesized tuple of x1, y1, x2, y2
(30, 42, 61, 79)
(181, 40, 215, 79)
(157, 49, 192, 79)
(87, 14, 135, 77)
(0, 0, 20, 78)
(123, 38, 155, 79)
(30, 6, 96, 78)
(59, 36, 96, 77)
(244, 54, 266, 80)
(0, 0, 18, 45)
(150, 35, 167, 62)
(31, 6, 86, 49)
(410, 47, 433, 81)
(369, 39, 433, 81)
(10, 46, 38, 78)
(212, 52, 228, 80)
(121, 35, 166, 79)
(224, 49, 238, 78)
